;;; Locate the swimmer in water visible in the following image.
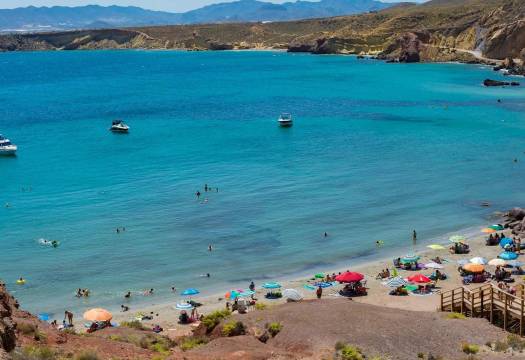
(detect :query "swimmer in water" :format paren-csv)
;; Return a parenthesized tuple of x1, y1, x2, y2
(324, 232, 328, 237)
(121, 305, 129, 312)
(196, 191, 201, 199)
(116, 228, 120, 234)
(204, 184, 208, 192)
(125, 291, 131, 299)
(51, 240, 58, 248)
(171, 286, 177, 292)
(208, 244, 213, 252)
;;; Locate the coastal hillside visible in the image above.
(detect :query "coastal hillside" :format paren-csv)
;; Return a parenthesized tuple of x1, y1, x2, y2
(0, 0, 392, 32)
(0, 284, 515, 359)
(1, 0, 524, 66)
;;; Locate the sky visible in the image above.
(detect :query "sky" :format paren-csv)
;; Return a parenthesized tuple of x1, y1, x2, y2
(0, 0, 424, 13)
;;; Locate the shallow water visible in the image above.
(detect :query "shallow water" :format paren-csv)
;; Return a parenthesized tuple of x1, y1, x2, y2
(1, 50, 524, 316)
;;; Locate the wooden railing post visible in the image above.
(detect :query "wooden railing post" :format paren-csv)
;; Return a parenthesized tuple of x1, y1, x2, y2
(504, 293, 508, 331)
(490, 286, 494, 324)
(461, 288, 464, 315)
(480, 291, 484, 318)
(520, 298, 523, 336)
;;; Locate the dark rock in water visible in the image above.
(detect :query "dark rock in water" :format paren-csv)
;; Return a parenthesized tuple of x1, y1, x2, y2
(483, 79, 520, 87)
(357, 55, 365, 59)
(207, 42, 234, 50)
(287, 42, 315, 53)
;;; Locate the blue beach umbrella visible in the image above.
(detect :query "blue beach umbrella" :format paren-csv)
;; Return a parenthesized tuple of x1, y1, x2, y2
(457, 259, 469, 266)
(506, 260, 524, 268)
(500, 238, 514, 249)
(239, 290, 255, 297)
(400, 254, 420, 264)
(313, 282, 333, 288)
(262, 282, 281, 289)
(38, 313, 50, 321)
(181, 288, 200, 296)
(499, 251, 518, 261)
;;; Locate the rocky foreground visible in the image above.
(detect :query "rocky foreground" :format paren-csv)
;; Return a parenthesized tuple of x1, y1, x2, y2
(1, 0, 525, 74)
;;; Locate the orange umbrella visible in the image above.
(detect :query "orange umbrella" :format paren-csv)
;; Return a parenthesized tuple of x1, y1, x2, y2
(463, 263, 484, 273)
(83, 308, 112, 322)
(482, 228, 496, 234)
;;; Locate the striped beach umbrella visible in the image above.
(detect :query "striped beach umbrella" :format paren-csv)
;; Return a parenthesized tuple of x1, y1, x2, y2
(174, 302, 193, 310)
(482, 228, 496, 234)
(490, 224, 504, 231)
(400, 254, 420, 264)
(385, 277, 408, 288)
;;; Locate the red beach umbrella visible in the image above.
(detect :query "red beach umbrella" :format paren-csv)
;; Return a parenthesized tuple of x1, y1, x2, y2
(335, 272, 364, 283)
(407, 274, 431, 284)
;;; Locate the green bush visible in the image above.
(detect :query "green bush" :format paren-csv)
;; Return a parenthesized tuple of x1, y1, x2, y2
(417, 352, 424, 358)
(222, 321, 246, 337)
(255, 303, 267, 310)
(18, 322, 37, 335)
(74, 351, 100, 360)
(507, 334, 525, 351)
(15, 345, 56, 360)
(134, 334, 174, 353)
(120, 320, 146, 330)
(339, 345, 364, 360)
(267, 322, 282, 337)
(493, 340, 508, 352)
(446, 312, 466, 320)
(462, 343, 479, 355)
(179, 337, 208, 351)
(201, 309, 231, 333)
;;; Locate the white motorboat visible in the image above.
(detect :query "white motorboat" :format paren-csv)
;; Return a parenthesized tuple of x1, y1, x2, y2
(0, 134, 17, 156)
(278, 113, 293, 127)
(110, 120, 129, 133)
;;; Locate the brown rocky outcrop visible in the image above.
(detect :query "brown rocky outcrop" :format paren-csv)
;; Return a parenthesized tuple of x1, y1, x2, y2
(379, 32, 428, 63)
(0, 284, 17, 353)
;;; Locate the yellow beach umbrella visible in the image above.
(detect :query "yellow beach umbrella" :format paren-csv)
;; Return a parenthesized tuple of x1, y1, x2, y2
(463, 263, 484, 273)
(427, 244, 446, 250)
(482, 228, 496, 234)
(83, 308, 112, 322)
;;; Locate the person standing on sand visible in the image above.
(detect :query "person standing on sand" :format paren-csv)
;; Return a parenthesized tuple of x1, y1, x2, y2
(64, 310, 73, 326)
(316, 286, 323, 299)
(412, 230, 417, 245)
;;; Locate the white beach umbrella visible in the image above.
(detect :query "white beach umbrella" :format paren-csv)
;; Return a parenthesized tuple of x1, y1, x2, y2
(424, 262, 444, 269)
(488, 258, 506, 266)
(282, 288, 304, 301)
(469, 257, 488, 265)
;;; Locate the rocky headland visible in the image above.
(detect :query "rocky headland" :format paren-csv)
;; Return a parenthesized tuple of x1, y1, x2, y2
(0, 0, 525, 74)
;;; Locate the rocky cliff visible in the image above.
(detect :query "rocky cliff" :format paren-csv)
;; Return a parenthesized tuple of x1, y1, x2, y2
(0, 0, 524, 67)
(0, 284, 17, 358)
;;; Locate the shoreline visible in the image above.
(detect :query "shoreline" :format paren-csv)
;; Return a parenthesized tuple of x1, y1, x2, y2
(104, 219, 505, 333)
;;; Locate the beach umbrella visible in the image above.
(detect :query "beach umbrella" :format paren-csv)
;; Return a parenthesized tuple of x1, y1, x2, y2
(225, 290, 241, 300)
(488, 258, 506, 266)
(181, 288, 200, 296)
(482, 228, 496, 234)
(427, 244, 446, 250)
(424, 262, 444, 269)
(314, 282, 333, 288)
(490, 224, 505, 231)
(463, 263, 484, 273)
(457, 259, 469, 266)
(449, 235, 466, 243)
(385, 277, 408, 288)
(282, 289, 304, 301)
(506, 260, 524, 268)
(469, 257, 488, 265)
(83, 308, 112, 322)
(500, 238, 514, 249)
(262, 282, 281, 289)
(407, 274, 431, 284)
(335, 271, 364, 283)
(400, 254, 420, 264)
(314, 273, 325, 279)
(499, 251, 519, 261)
(38, 313, 50, 322)
(174, 303, 193, 310)
(238, 290, 255, 297)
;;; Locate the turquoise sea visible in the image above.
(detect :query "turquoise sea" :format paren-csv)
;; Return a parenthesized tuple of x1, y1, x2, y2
(1, 50, 525, 316)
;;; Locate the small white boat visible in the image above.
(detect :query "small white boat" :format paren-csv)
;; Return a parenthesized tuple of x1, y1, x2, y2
(110, 120, 129, 133)
(0, 134, 17, 156)
(278, 113, 293, 127)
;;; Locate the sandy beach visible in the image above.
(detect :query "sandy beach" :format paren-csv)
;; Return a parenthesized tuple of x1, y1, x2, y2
(108, 224, 517, 338)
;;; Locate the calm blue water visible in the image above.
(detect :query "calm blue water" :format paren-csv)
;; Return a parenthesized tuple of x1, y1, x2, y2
(1, 50, 525, 316)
